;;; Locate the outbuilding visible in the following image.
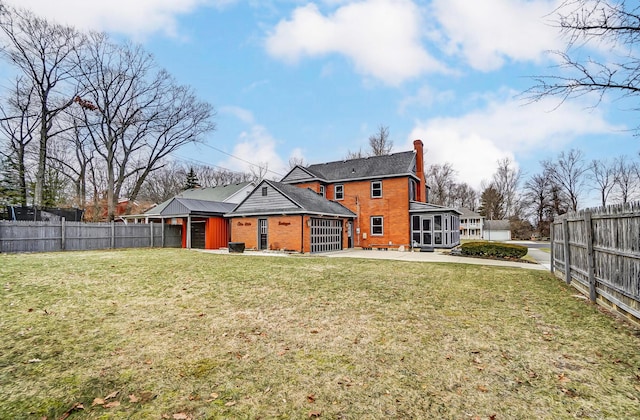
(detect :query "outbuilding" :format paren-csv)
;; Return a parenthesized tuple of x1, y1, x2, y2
(482, 219, 512, 241)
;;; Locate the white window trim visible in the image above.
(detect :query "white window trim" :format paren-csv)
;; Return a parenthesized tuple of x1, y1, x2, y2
(371, 216, 384, 236)
(335, 184, 344, 200)
(371, 180, 382, 198)
(319, 185, 325, 197)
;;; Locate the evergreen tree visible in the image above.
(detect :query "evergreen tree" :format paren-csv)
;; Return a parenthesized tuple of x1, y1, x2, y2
(0, 156, 23, 206)
(478, 185, 505, 220)
(183, 167, 200, 190)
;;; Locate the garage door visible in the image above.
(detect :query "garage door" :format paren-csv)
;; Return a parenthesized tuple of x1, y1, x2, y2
(310, 218, 343, 253)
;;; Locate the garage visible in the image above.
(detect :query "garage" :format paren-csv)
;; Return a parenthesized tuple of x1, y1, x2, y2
(310, 218, 343, 253)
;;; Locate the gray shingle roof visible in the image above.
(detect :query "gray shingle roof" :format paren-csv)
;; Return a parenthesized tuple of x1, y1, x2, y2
(228, 180, 355, 217)
(160, 198, 237, 216)
(484, 220, 511, 230)
(457, 207, 483, 218)
(409, 201, 462, 214)
(144, 182, 253, 215)
(295, 151, 417, 182)
(271, 181, 355, 216)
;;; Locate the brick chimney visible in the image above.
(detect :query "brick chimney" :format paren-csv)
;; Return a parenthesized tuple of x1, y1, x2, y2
(413, 139, 427, 203)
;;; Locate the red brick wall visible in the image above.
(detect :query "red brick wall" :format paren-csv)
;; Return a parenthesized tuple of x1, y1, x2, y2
(269, 215, 305, 252)
(230, 215, 354, 253)
(230, 215, 305, 252)
(230, 217, 259, 249)
(323, 177, 411, 247)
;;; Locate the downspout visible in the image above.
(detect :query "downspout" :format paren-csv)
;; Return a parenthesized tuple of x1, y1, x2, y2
(356, 195, 361, 246)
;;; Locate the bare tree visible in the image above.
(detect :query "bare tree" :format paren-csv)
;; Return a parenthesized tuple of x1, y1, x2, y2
(522, 171, 553, 236)
(0, 77, 39, 205)
(491, 157, 521, 218)
(343, 125, 393, 160)
(75, 33, 214, 220)
(250, 162, 269, 182)
(527, 0, 640, 132)
(450, 182, 478, 210)
(344, 148, 365, 160)
(0, 3, 85, 206)
(288, 156, 305, 169)
(589, 158, 616, 207)
(613, 155, 638, 204)
(196, 165, 252, 187)
(542, 149, 588, 212)
(368, 125, 393, 156)
(137, 161, 186, 203)
(426, 163, 456, 206)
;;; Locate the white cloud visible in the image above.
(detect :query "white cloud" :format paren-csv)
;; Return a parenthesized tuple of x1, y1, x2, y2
(431, 0, 563, 71)
(408, 92, 622, 189)
(216, 107, 287, 178)
(4, 0, 226, 37)
(265, 0, 445, 85)
(220, 106, 256, 124)
(398, 85, 456, 114)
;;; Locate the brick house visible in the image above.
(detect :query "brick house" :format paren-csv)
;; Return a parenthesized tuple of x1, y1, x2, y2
(227, 140, 460, 252)
(226, 180, 355, 253)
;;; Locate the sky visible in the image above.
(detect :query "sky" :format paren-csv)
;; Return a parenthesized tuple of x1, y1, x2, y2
(5, 0, 639, 206)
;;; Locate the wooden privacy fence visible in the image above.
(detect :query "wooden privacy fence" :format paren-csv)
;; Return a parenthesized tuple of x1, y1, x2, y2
(0, 220, 182, 253)
(551, 202, 640, 324)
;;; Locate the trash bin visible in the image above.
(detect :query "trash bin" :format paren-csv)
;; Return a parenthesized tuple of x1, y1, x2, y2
(228, 242, 245, 253)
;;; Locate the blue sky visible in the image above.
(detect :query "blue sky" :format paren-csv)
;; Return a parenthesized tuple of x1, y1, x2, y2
(8, 0, 638, 204)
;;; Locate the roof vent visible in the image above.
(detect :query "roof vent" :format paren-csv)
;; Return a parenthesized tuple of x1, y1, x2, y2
(351, 168, 355, 173)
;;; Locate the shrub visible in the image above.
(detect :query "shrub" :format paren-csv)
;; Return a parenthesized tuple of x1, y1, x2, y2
(460, 241, 527, 259)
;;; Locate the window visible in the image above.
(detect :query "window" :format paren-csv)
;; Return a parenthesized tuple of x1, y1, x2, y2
(409, 179, 417, 201)
(261, 187, 268, 196)
(371, 180, 382, 198)
(318, 185, 325, 197)
(371, 216, 383, 236)
(335, 184, 344, 200)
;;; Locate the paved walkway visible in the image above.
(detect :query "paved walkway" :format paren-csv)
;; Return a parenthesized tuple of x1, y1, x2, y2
(318, 248, 547, 270)
(202, 247, 548, 271)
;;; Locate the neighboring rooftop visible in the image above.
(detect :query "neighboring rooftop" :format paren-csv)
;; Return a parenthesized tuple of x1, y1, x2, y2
(484, 220, 511, 230)
(458, 207, 483, 218)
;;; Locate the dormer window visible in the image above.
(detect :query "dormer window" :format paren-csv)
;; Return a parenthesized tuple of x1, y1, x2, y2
(371, 181, 382, 198)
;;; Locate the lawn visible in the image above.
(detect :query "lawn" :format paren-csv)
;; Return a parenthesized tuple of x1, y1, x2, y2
(1, 249, 639, 419)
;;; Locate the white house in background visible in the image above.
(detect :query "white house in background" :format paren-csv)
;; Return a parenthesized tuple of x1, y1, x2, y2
(482, 219, 512, 241)
(458, 207, 484, 240)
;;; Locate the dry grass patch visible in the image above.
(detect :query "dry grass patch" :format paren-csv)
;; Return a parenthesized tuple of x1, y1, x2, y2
(1, 249, 639, 419)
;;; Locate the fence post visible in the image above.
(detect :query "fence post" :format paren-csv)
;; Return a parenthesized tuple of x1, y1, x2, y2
(563, 218, 571, 285)
(111, 221, 115, 249)
(61, 217, 66, 251)
(150, 221, 154, 248)
(161, 221, 165, 248)
(585, 212, 597, 302)
(550, 222, 555, 274)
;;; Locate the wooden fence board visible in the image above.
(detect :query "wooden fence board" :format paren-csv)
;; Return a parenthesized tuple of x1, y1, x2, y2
(0, 220, 182, 253)
(552, 202, 640, 324)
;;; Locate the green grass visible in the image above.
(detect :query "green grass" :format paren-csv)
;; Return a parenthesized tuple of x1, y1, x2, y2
(1, 249, 639, 419)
